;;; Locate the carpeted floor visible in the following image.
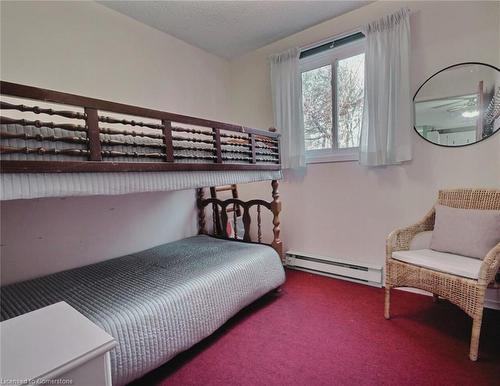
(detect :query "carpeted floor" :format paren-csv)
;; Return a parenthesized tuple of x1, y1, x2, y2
(132, 269, 500, 386)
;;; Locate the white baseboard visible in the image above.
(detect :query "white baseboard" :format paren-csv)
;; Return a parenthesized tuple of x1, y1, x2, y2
(485, 299, 500, 310)
(394, 287, 500, 311)
(485, 288, 500, 310)
(286, 250, 383, 287)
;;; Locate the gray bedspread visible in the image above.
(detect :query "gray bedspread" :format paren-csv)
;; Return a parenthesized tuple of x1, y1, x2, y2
(0, 235, 285, 385)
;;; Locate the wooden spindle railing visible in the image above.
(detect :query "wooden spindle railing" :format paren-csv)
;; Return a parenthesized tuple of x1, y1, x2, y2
(0, 116, 86, 133)
(257, 204, 262, 243)
(250, 134, 257, 164)
(0, 132, 89, 145)
(98, 114, 163, 130)
(213, 128, 222, 164)
(197, 188, 207, 235)
(233, 205, 238, 239)
(0, 146, 89, 157)
(270, 180, 283, 261)
(85, 107, 102, 161)
(0, 81, 281, 173)
(220, 205, 229, 238)
(161, 120, 174, 162)
(242, 207, 252, 242)
(0, 101, 86, 120)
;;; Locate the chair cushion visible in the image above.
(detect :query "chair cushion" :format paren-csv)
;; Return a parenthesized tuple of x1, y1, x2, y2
(392, 249, 482, 279)
(409, 231, 432, 250)
(430, 204, 500, 259)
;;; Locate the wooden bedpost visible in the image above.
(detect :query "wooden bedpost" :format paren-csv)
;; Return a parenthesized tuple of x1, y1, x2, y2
(271, 180, 284, 263)
(197, 188, 207, 235)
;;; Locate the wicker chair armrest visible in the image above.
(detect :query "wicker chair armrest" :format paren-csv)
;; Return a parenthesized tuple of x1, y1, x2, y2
(478, 242, 500, 285)
(386, 208, 436, 259)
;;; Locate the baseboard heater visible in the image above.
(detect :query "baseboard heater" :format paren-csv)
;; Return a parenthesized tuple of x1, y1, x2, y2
(285, 250, 383, 287)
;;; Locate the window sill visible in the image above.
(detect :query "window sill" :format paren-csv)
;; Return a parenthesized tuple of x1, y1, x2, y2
(306, 150, 359, 164)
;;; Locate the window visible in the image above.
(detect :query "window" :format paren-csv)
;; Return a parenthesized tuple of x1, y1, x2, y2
(301, 35, 365, 163)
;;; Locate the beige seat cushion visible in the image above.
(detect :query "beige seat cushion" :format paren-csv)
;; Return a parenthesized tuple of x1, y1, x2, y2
(392, 249, 482, 279)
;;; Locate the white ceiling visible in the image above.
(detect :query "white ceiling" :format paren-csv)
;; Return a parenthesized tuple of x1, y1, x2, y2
(99, 1, 371, 60)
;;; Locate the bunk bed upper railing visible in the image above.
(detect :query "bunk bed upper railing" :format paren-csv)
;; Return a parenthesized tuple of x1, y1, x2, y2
(0, 81, 281, 173)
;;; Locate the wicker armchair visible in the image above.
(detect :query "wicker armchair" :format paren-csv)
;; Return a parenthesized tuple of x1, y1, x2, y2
(385, 189, 500, 361)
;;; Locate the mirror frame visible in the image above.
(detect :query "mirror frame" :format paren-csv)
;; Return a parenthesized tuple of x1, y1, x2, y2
(413, 61, 500, 148)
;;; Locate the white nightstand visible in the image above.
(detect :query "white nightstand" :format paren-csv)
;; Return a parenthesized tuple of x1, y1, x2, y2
(0, 302, 117, 386)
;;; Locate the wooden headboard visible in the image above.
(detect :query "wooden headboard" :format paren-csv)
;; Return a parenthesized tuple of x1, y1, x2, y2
(197, 180, 283, 262)
(0, 81, 281, 173)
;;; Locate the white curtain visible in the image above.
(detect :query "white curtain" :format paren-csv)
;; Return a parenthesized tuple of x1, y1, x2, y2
(269, 47, 306, 169)
(359, 8, 412, 166)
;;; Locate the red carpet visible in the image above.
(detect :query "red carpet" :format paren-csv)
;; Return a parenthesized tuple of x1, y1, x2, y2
(132, 269, 500, 386)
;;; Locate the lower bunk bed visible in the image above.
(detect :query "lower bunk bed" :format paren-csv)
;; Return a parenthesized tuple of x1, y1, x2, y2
(0, 235, 285, 385)
(0, 81, 286, 385)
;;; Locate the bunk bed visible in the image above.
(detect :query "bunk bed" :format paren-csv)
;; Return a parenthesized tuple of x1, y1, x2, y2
(0, 81, 285, 385)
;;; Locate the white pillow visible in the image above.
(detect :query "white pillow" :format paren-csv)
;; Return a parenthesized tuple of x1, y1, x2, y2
(430, 204, 500, 259)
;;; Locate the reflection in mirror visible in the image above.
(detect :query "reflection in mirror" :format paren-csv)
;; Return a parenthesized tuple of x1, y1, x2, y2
(414, 63, 500, 147)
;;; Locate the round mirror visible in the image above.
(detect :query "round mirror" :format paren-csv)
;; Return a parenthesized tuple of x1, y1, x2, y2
(414, 62, 500, 147)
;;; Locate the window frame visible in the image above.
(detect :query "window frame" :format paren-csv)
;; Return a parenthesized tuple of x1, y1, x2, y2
(300, 38, 366, 164)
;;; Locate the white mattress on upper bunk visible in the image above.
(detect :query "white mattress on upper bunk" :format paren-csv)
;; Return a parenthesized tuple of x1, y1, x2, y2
(0, 169, 282, 200)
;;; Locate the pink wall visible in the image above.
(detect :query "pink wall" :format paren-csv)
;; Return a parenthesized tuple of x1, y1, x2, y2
(232, 1, 500, 262)
(0, 191, 197, 285)
(0, 1, 232, 284)
(230, 1, 500, 307)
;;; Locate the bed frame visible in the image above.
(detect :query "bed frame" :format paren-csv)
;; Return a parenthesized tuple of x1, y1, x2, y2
(197, 180, 283, 261)
(0, 81, 284, 261)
